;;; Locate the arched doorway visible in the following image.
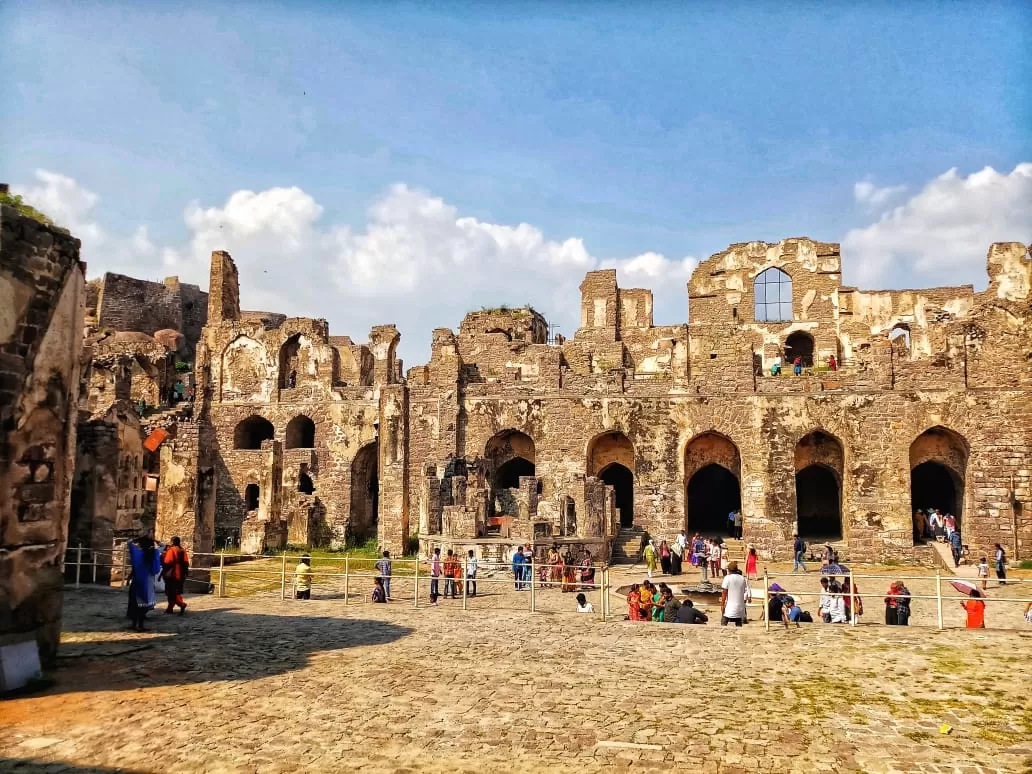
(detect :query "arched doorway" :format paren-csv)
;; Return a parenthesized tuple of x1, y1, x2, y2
(588, 431, 635, 528)
(785, 331, 815, 368)
(234, 416, 274, 449)
(349, 443, 379, 544)
(684, 432, 742, 535)
(279, 334, 305, 388)
(909, 427, 967, 539)
(298, 471, 315, 494)
(599, 464, 634, 528)
(485, 430, 536, 516)
(285, 415, 315, 449)
(794, 430, 844, 540)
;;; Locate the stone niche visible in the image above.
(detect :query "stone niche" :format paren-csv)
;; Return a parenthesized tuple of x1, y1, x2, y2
(0, 203, 85, 682)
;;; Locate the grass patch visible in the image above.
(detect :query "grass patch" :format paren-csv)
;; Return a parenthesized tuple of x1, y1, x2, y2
(1, 191, 54, 225)
(904, 731, 932, 742)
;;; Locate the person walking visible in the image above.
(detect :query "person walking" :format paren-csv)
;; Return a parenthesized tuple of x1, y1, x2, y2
(466, 549, 478, 597)
(659, 540, 672, 575)
(375, 550, 393, 600)
(669, 538, 683, 576)
(792, 534, 808, 573)
(644, 540, 658, 579)
(962, 589, 986, 628)
(733, 510, 743, 540)
(745, 546, 758, 581)
(429, 547, 442, 604)
(127, 536, 161, 631)
(160, 536, 190, 615)
(949, 530, 963, 568)
(294, 554, 313, 600)
(978, 556, 990, 591)
(994, 544, 1007, 584)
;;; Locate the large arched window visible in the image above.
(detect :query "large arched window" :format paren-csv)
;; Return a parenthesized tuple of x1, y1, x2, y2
(754, 267, 793, 322)
(234, 416, 275, 450)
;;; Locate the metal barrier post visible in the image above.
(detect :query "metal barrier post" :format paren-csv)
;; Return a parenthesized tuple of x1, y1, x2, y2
(935, 571, 944, 630)
(344, 557, 350, 606)
(601, 566, 608, 622)
(92, 549, 98, 584)
(462, 558, 468, 611)
(121, 544, 129, 587)
(75, 545, 82, 589)
(413, 557, 419, 608)
(763, 570, 770, 632)
(217, 551, 226, 598)
(530, 560, 536, 612)
(280, 554, 287, 600)
(849, 571, 856, 627)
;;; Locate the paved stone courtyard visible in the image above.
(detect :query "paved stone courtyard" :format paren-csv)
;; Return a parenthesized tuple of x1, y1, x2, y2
(3, 570, 1032, 774)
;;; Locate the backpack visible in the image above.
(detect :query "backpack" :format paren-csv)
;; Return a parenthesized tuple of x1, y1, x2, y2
(800, 541, 807, 554)
(799, 611, 814, 623)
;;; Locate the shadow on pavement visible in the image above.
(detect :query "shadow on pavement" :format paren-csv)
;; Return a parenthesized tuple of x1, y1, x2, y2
(46, 589, 412, 695)
(0, 759, 144, 773)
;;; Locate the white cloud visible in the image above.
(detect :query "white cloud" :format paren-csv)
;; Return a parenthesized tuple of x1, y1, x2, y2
(853, 180, 907, 209)
(16, 171, 693, 364)
(844, 163, 1032, 287)
(11, 170, 156, 276)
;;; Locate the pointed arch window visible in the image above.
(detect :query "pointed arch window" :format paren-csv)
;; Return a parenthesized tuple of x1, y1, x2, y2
(754, 268, 793, 322)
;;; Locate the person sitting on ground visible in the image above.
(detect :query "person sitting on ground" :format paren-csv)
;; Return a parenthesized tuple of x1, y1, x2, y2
(767, 584, 786, 624)
(294, 554, 313, 600)
(783, 597, 808, 626)
(662, 591, 682, 622)
(819, 577, 848, 623)
(675, 599, 709, 625)
(575, 592, 594, 613)
(372, 576, 387, 603)
(639, 580, 656, 621)
(654, 587, 672, 621)
(627, 584, 643, 621)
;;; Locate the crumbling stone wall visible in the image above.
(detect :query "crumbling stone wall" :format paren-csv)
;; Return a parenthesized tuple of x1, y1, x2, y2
(0, 204, 85, 667)
(139, 239, 1031, 567)
(96, 272, 208, 351)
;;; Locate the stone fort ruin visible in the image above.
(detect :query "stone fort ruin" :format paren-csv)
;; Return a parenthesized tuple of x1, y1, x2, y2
(70, 237, 1032, 569)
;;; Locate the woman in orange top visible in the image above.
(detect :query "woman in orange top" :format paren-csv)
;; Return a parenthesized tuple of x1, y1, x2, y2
(962, 589, 986, 629)
(160, 536, 190, 615)
(627, 584, 643, 621)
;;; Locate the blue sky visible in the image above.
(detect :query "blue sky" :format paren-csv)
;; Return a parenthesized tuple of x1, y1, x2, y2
(3, 1, 1030, 364)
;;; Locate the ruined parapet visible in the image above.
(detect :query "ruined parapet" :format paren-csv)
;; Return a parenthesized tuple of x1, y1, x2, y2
(986, 242, 1031, 303)
(155, 422, 215, 557)
(0, 204, 85, 674)
(207, 250, 240, 325)
(576, 269, 619, 343)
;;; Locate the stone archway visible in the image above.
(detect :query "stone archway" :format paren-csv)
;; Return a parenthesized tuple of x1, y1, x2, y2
(285, 415, 315, 449)
(588, 431, 635, 528)
(234, 416, 274, 450)
(794, 430, 844, 540)
(485, 430, 536, 516)
(910, 426, 968, 537)
(349, 442, 379, 544)
(785, 331, 815, 368)
(684, 432, 742, 536)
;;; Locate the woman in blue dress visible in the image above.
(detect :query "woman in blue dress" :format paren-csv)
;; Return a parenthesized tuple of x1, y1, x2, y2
(127, 536, 161, 631)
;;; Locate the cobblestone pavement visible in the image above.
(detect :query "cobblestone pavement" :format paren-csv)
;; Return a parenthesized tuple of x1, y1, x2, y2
(3, 573, 1031, 774)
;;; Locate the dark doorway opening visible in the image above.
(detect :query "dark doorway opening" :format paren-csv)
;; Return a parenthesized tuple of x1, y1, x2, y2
(244, 483, 260, 512)
(234, 416, 274, 450)
(785, 331, 815, 368)
(299, 472, 314, 495)
(349, 443, 379, 544)
(796, 465, 841, 539)
(687, 464, 741, 535)
(600, 463, 634, 528)
(911, 461, 961, 531)
(494, 457, 535, 490)
(285, 416, 315, 449)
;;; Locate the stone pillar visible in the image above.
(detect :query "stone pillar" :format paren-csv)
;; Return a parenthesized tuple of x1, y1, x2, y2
(0, 205, 85, 675)
(206, 251, 239, 325)
(155, 422, 215, 559)
(377, 385, 409, 553)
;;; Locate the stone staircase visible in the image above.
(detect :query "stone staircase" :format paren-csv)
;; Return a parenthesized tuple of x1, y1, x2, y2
(610, 527, 647, 564)
(141, 402, 194, 435)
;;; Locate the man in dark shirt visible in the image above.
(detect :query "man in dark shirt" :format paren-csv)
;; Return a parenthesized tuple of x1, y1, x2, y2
(674, 600, 708, 624)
